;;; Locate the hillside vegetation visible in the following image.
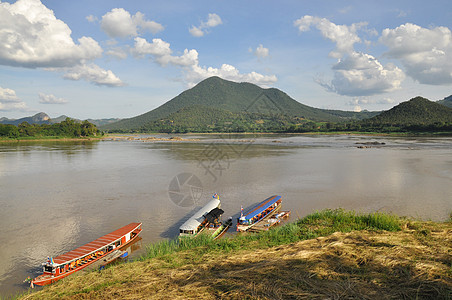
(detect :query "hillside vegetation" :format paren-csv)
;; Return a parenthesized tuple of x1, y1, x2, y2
(358, 97, 452, 133)
(21, 210, 452, 299)
(438, 95, 452, 108)
(101, 77, 373, 132)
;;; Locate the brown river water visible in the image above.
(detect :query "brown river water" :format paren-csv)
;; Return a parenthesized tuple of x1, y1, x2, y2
(0, 134, 451, 296)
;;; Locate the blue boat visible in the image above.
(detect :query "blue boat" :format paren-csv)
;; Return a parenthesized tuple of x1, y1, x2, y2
(237, 195, 282, 232)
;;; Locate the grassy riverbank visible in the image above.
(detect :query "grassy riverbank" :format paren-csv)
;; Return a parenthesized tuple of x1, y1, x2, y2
(20, 209, 452, 299)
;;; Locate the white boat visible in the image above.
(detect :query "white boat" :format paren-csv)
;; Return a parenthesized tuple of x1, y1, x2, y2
(179, 195, 222, 236)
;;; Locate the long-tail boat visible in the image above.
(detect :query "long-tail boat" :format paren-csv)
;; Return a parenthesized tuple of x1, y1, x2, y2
(237, 195, 282, 232)
(211, 217, 232, 240)
(32, 222, 142, 286)
(179, 194, 222, 237)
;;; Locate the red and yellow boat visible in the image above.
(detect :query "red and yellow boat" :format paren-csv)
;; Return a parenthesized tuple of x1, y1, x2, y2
(32, 222, 142, 286)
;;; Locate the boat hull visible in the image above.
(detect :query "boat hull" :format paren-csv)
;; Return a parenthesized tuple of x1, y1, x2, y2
(237, 204, 282, 232)
(32, 225, 141, 286)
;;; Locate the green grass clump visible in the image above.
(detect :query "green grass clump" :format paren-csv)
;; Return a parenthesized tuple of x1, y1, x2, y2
(140, 209, 402, 261)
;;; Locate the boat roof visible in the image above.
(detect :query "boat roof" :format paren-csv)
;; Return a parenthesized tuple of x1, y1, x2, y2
(52, 222, 141, 265)
(242, 195, 281, 221)
(180, 199, 220, 231)
(205, 207, 224, 223)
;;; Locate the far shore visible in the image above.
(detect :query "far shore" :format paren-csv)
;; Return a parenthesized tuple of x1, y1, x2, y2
(0, 137, 102, 143)
(1, 131, 451, 144)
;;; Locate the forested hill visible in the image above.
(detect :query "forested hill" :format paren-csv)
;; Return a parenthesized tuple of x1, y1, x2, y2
(363, 97, 452, 125)
(437, 95, 452, 108)
(101, 77, 372, 131)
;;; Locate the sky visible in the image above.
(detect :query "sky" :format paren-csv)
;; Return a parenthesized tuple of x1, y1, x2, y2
(0, 0, 452, 119)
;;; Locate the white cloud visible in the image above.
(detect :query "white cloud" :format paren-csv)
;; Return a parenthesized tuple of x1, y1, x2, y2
(318, 52, 405, 96)
(0, 0, 102, 68)
(0, 87, 28, 111)
(132, 37, 277, 87)
(348, 97, 396, 106)
(380, 23, 452, 85)
(189, 26, 204, 37)
(100, 8, 163, 38)
(189, 13, 222, 37)
(295, 15, 405, 97)
(132, 38, 198, 67)
(0, 87, 20, 102)
(254, 44, 269, 59)
(187, 64, 277, 87)
(0, 101, 28, 111)
(38, 93, 68, 104)
(62, 64, 125, 87)
(353, 105, 362, 112)
(106, 48, 128, 60)
(294, 15, 365, 58)
(86, 15, 98, 23)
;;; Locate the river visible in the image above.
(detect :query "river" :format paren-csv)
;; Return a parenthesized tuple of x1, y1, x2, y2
(0, 134, 451, 296)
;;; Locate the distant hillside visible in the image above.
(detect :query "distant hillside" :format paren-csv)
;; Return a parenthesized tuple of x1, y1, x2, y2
(437, 95, 452, 108)
(363, 96, 452, 125)
(0, 113, 121, 127)
(101, 77, 372, 131)
(140, 105, 306, 133)
(0, 112, 51, 126)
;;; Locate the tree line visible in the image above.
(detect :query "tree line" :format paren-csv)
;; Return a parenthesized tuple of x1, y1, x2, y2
(0, 118, 102, 139)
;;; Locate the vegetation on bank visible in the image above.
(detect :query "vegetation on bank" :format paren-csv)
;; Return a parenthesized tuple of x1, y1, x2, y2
(106, 97, 452, 134)
(0, 118, 103, 140)
(20, 209, 452, 299)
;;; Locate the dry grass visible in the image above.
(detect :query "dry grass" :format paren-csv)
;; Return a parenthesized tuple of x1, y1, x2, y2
(21, 219, 451, 300)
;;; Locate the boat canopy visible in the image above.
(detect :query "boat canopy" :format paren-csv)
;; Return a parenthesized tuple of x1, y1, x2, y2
(204, 207, 224, 223)
(180, 199, 220, 232)
(52, 223, 142, 266)
(241, 195, 281, 221)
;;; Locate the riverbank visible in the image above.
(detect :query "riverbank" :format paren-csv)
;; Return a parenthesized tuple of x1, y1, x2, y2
(0, 136, 102, 143)
(19, 210, 451, 299)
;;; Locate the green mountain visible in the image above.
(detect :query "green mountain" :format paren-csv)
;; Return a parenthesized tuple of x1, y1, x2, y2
(437, 95, 452, 108)
(363, 96, 452, 125)
(140, 105, 306, 133)
(101, 76, 371, 131)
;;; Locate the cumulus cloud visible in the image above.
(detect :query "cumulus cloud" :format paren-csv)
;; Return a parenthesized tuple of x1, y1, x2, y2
(132, 38, 198, 67)
(62, 64, 125, 87)
(318, 52, 405, 96)
(0, 0, 102, 68)
(380, 23, 452, 85)
(100, 8, 163, 38)
(0, 87, 28, 111)
(39, 93, 68, 104)
(187, 64, 277, 87)
(132, 37, 277, 87)
(294, 15, 365, 58)
(0, 87, 20, 102)
(253, 44, 269, 59)
(295, 15, 405, 96)
(189, 13, 222, 37)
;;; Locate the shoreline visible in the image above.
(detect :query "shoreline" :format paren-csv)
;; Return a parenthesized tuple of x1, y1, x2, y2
(19, 210, 452, 299)
(0, 137, 102, 143)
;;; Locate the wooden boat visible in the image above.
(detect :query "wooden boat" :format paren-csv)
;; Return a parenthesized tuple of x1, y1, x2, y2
(211, 217, 233, 240)
(237, 195, 282, 232)
(32, 222, 142, 286)
(179, 195, 222, 237)
(248, 211, 291, 232)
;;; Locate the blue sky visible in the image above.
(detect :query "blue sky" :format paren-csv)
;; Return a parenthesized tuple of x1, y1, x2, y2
(1, 0, 452, 119)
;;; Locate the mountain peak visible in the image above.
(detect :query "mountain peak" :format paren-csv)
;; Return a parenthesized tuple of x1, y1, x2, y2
(367, 96, 452, 125)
